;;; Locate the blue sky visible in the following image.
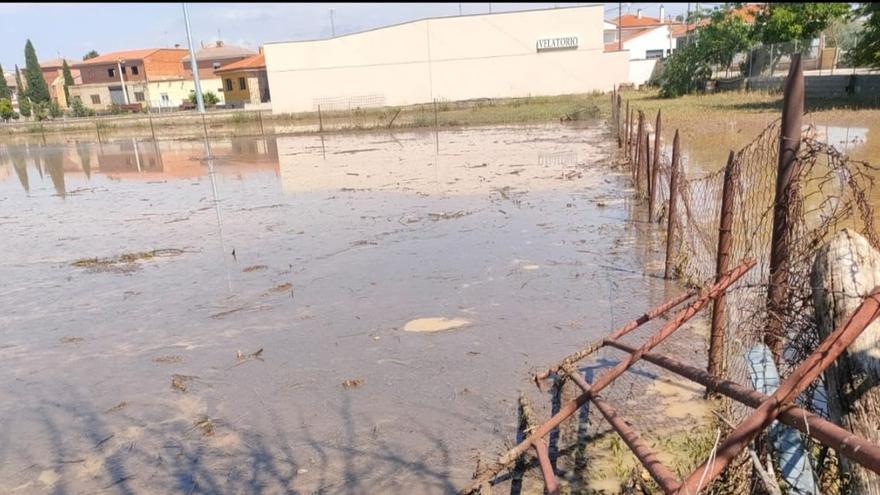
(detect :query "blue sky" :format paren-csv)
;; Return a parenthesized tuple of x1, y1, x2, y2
(1, 2, 706, 69)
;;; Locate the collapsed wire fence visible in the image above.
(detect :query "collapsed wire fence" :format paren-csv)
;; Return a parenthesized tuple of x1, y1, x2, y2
(613, 53, 879, 492)
(462, 55, 879, 495)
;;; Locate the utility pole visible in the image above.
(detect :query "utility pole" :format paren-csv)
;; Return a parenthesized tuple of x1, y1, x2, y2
(117, 59, 130, 105)
(458, 3, 462, 15)
(330, 8, 336, 37)
(182, 2, 205, 113)
(488, 3, 492, 14)
(618, 2, 622, 52)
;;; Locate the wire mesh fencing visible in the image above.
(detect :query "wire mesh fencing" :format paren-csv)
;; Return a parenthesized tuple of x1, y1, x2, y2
(613, 69, 878, 489)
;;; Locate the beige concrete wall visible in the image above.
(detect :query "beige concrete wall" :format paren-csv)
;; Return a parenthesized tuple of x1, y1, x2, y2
(265, 5, 629, 114)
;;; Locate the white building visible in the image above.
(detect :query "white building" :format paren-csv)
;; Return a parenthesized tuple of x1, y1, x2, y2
(604, 8, 676, 86)
(264, 5, 629, 114)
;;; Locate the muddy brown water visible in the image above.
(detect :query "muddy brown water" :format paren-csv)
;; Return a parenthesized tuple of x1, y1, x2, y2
(0, 124, 692, 494)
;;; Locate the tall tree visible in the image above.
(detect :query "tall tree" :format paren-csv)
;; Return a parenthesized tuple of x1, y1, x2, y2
(0, 63, 10, 100)
(23, 39, 50, 103)
(753, 3, 851, 47)
(61, 60, 75, 106)
(14, 65, 31, 118)
(847, 3, 880, 69)
(699, 6, 755, 76)
(83, 50, 99, 61)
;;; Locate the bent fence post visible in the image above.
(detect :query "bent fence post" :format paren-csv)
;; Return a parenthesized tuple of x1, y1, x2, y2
(664, 130, 681, 279)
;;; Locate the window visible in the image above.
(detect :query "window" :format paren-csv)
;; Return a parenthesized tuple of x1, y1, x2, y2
(603, 30, 618, 44)
(134, 92, 145, 102)
(160, 93, 170, 103)
(238, 77, 246, 90)
(108, 68, 115, 77)
(213, 62, 221, 70)
(121, 66, 126, 74)
(131, 65, 139, 75)
(73, 96, 82, 103)
(90, 94, 101, 104)
(225, 78, 233, 91)
(646, 49, 664, 60)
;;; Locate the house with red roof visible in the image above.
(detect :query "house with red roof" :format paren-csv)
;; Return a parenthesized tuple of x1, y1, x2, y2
(214, 52, 269, 108)
(69, 48, 189, 112)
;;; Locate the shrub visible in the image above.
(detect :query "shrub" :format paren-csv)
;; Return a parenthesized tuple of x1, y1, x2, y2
(48, 100, 63, 118)
(659, 43, 712, 98)
(0, 98, 13, 121)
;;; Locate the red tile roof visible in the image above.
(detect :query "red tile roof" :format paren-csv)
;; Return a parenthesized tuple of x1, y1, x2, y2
(610, 14, 662, 27)
(74, 49, 186, 66)
(214, 53, 265, 73)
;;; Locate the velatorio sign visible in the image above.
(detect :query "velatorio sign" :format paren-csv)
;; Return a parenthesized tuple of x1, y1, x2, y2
(536, 36, 579, 52)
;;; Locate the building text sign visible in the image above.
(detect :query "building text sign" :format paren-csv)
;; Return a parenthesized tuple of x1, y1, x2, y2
(536, 36, 579, 52)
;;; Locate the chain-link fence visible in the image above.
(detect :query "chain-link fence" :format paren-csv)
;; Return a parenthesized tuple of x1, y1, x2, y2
(616, 68, 878, 490)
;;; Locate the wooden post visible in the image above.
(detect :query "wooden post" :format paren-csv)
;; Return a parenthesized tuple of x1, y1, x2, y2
(318, 105, 324, 133)
(258, 109, 265, 136)
(811, 229, 880, 495)
(709, 151, 737, 381)
(433, 98, 439, 154)
(148, 108, 157, 142)
(643, 132, 650, 201)
(649, 110, 661, 220)
(635, 111, 644, 190)
(624, 100, 630, 158)
(616, 94, 622, 149)
(94, 118, 102, 143)
(664, 130, 681, 279)
(766, 54, 804, 362)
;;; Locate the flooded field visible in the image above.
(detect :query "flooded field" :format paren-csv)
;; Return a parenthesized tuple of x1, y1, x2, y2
(0, 123, 698, 493)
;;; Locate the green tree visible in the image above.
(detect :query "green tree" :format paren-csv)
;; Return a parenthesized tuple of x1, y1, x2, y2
(69, 97, 93, 117)
(61, 60, 75, 106)
(31, 101, 48, 121)
(19, 97, 31, 118)
(0, 63, 10, 100)
(699, 6, 755, 76)
(0, 98, 14, 121)
(659, 42, 712, 98)
(189, 89, 219, 105)
(23, 39, 50, 103)
(753, 3, 851, 46)
(83, 50, 99, 60)
(47, 100, 62, 118)
(847, 3, 880, 69)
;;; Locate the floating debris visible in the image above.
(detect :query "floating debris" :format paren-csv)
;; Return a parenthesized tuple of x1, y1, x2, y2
(236, 348, 264, 363)
(270, 282, 293, 293)
(171, 374, 197, 393)
(403, 317, 471, 333)
(242, 264, 269, 272)
(342, 378, 364, 389)
(71, 249, 185, 273)
(153, 355, 183, 364)
(104, 401, 128, 414)
(193, 415, 215, 437)
(60, 336, 84, 344)
(428, 211, 472, 221)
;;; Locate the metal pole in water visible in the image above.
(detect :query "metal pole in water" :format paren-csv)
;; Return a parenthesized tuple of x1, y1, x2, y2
(765, 54, 804, 362)
(182, 2, 205, 114)
(664, 130, 681, 279)
(709, 151, 737, 381)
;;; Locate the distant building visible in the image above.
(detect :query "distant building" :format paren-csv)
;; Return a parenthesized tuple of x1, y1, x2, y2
(181, 41, 257, 79)
(265, 5, 629, 114)
(604, 8, 674, 86)
(215, 53, 269, 108)
(69, 48, 189, 112)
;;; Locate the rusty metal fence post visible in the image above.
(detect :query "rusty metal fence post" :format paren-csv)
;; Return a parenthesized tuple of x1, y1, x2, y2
(709, 151, 737, 381)
(616, 93, 622, 149)
(765, 54, 804, 362)
(624, 100, 630, 159)
(664, 130, 681, 279)
(649, 110, 661, 220)
(635, 111, 645, 190)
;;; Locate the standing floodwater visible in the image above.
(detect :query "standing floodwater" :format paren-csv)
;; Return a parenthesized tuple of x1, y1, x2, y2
(0, 124, 679, 493)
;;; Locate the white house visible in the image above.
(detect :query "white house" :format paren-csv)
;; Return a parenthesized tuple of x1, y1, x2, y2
(604, 8, 675, 86)
(264, 5, 629, 114)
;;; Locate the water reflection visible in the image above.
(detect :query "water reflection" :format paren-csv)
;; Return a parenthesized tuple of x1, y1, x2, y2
(0, 136, 281, 194)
